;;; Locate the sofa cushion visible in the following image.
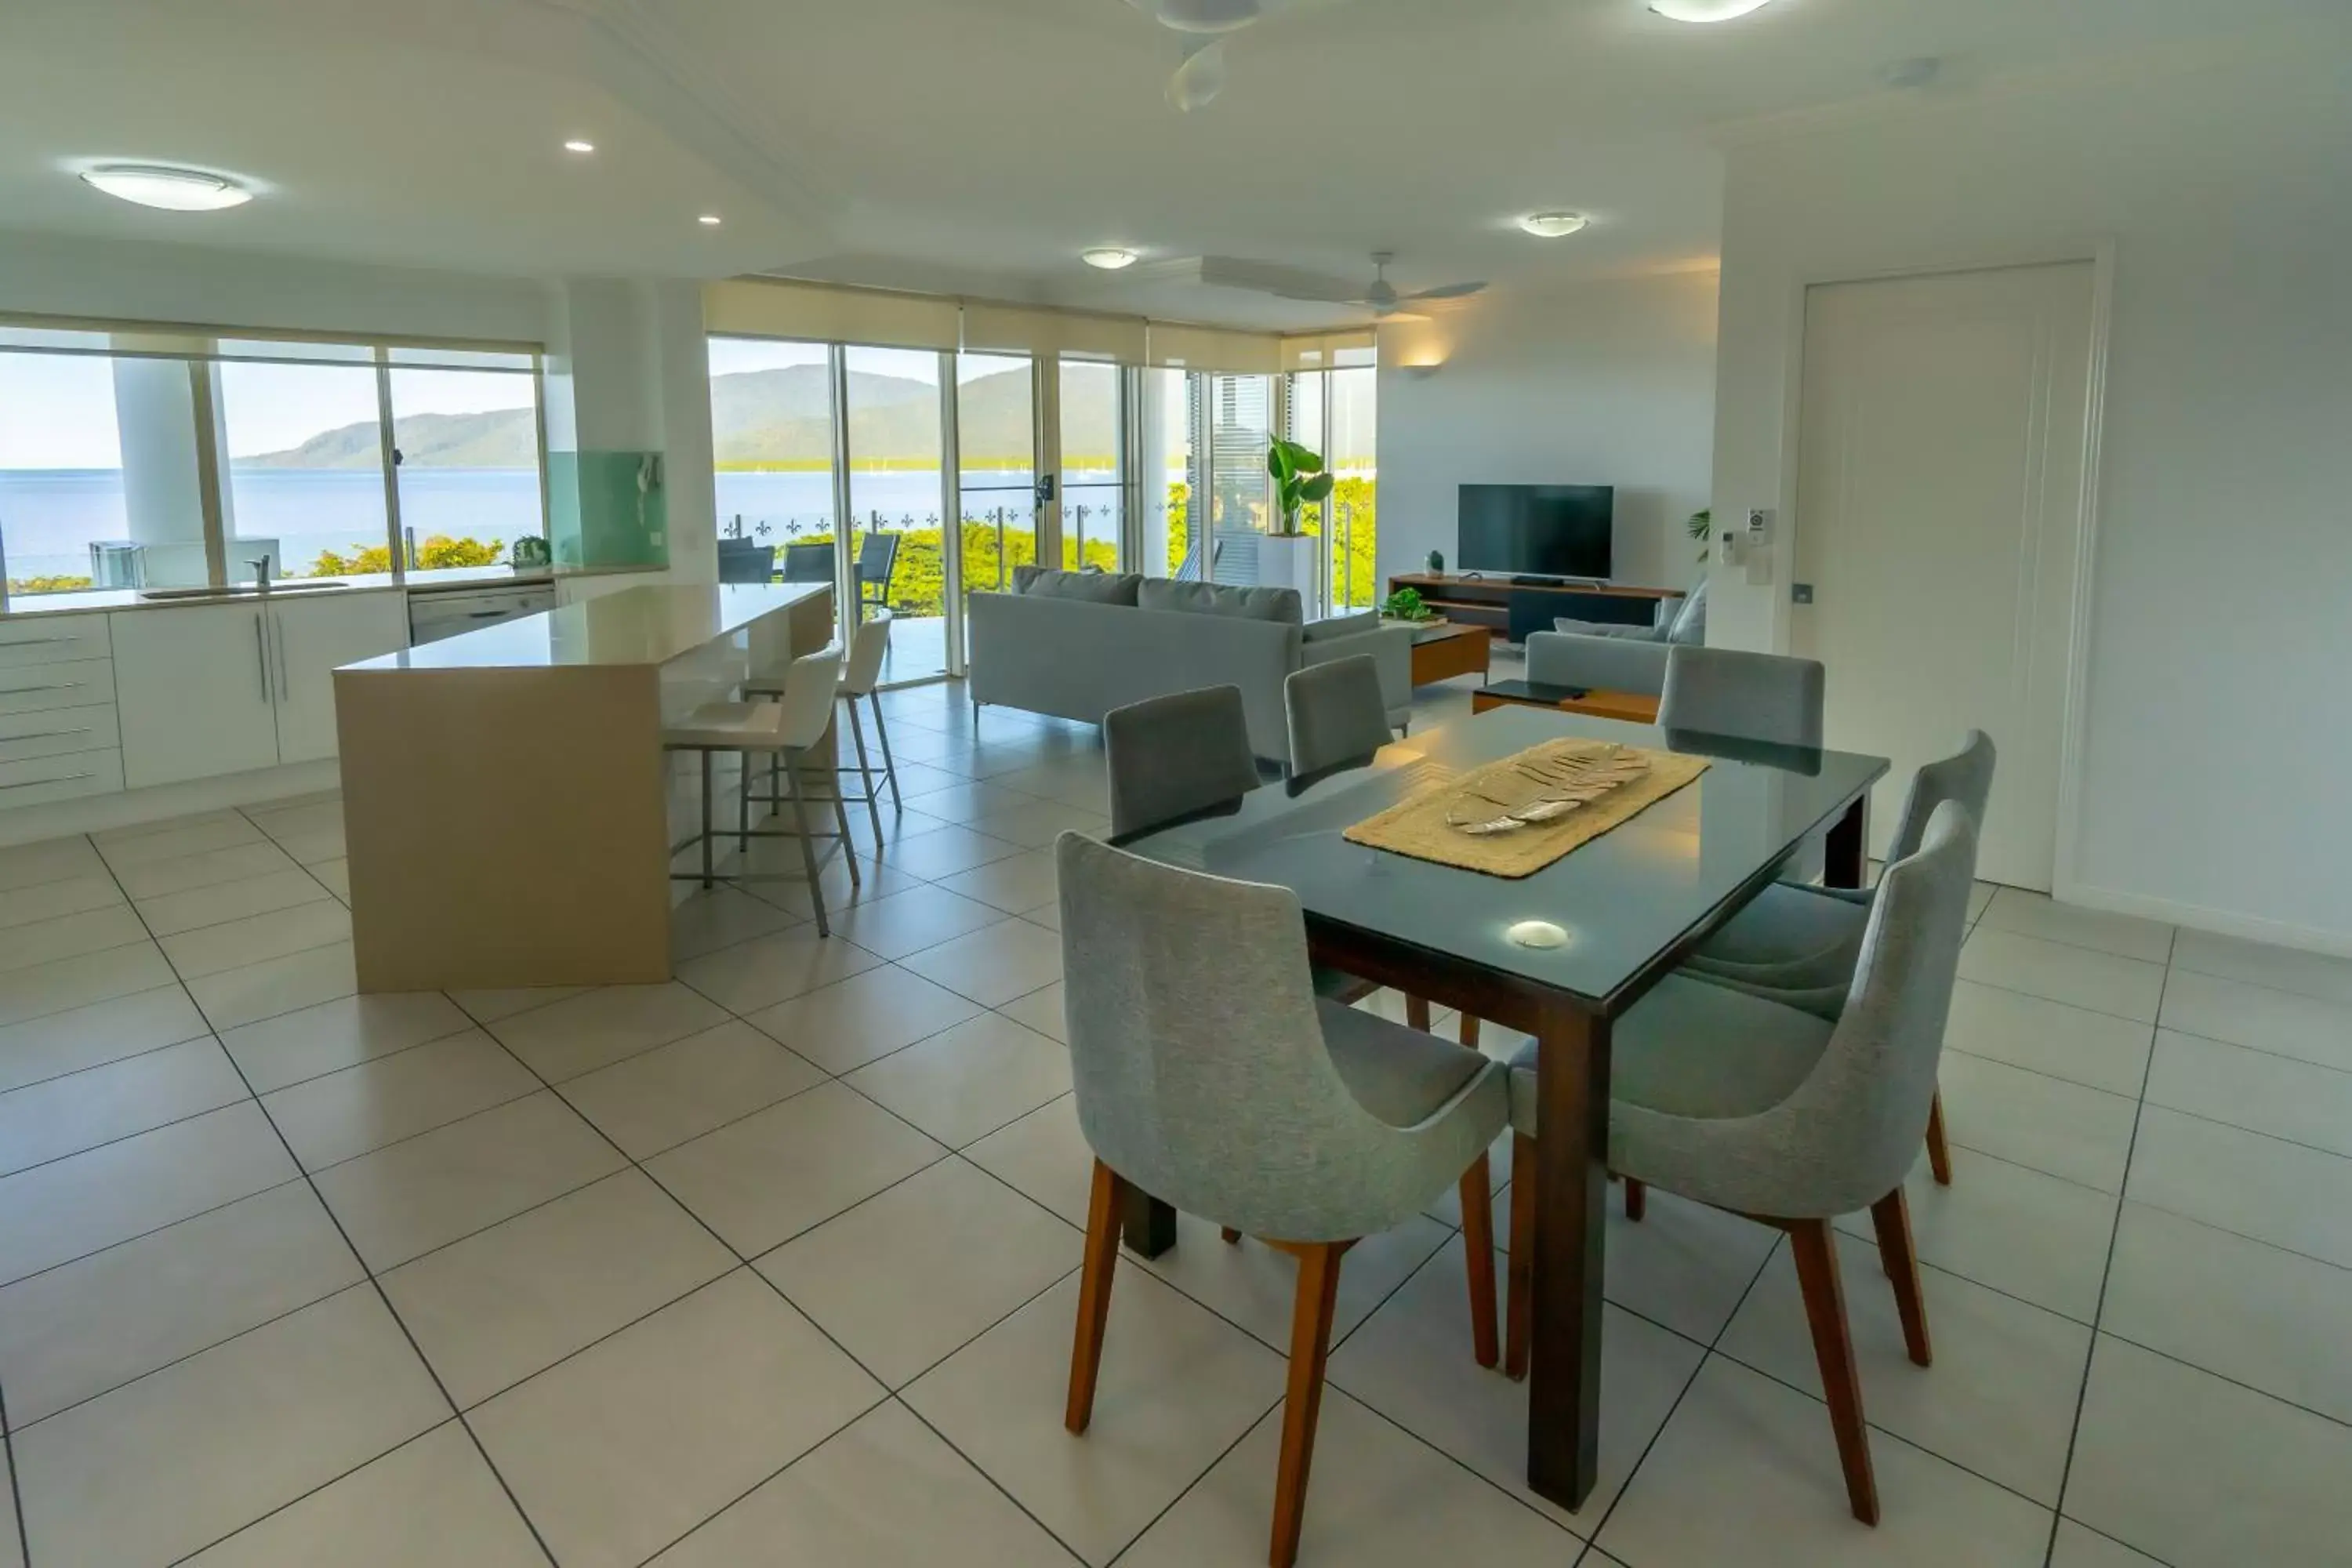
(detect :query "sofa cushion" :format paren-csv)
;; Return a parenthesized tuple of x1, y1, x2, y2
(1136, 579, 1304, 625)
(1665, 579, 1709, 644)
(1301, 610, 1379, 644)
(1553, 617, 1664, 641)
(1013, 565, 1142, 605)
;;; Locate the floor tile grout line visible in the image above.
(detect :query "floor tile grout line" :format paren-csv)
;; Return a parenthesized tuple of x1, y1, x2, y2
(0, 1352, 31, 1568)
(0, 1079, 256, 1187)
(446, 1011, 1106, 1561)
(0, 1014, 220, 1100)
(2092, 1327, 2352, 1434)
(1099, 1392, 1289, 1568)
(0, 1172, 313, 1297)
(1951, 973, 2160, 1028)
(158, 1416, 476, 1568)
(1942, 1039, 2151, 1100)
(1566, 1221, 1789, 1555)
(1969, 918, 2177, 968)
(2159, 958, 2352, 1011)
(887, 1399, 1099, 1567)
(2038, 939, 2173, 1568)
(129, 885, 341, 943)
(2130, 1098, 2352, 1167)
(2139, 1018, 2352, 1081)
(82, 848, 568, 1568)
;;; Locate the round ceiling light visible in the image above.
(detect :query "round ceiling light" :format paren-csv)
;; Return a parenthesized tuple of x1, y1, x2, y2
(1081, 247, 1139, 270)
(1649, 0, 1778, 20)
(79, 164, 251, 212)
(564, 139, 596, 154)
(1519, 211, 1590, 238)
(698, 213, 723, 227)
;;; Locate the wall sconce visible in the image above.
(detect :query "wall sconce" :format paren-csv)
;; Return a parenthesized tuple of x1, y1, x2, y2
(1400, 360, 1445, 380)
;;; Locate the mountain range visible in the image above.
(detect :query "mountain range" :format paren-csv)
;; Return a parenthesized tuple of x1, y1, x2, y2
(243, 365, 1100, 470)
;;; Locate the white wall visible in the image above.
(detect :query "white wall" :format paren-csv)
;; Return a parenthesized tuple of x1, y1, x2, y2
(1708, 35, 2352, 949)
(1375, 269, 1719, 594)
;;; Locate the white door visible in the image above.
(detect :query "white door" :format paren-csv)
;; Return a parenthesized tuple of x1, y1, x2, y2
(269, 590, 409, 764)
(111, 603, 282, 788)
(1792, 262, 2095, 891)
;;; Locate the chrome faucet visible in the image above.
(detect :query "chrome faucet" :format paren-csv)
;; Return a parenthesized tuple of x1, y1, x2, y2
(248, 555, 273, 593)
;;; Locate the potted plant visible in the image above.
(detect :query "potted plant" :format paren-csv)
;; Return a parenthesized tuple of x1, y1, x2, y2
(1381, 585, 1440, 624)
(1258, 437, 1335, 600)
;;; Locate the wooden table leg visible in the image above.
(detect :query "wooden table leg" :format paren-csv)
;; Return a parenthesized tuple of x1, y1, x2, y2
(1824, 793, 1869, 890)
(1121, 1187, 1178, 1259)
(1526, 1000, 1610, 1511)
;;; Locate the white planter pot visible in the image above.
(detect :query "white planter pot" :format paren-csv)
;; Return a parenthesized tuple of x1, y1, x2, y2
(1257, 534, 1321, 608)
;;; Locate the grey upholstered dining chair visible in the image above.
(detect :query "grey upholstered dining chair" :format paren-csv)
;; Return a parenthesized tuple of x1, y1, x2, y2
(1104, 685, 1263, 840)
(1276, 662, 1477, 1044)
(1497, 801, 1981, 1526)
(1056, 833, 1509, 1568)
(1283, 654, 1395, 777)
(1659, 644, 1827, 747)
(1687, 731, 1998, 1187)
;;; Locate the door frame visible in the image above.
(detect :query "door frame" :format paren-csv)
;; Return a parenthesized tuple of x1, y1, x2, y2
(1774, 241, 2114, 906)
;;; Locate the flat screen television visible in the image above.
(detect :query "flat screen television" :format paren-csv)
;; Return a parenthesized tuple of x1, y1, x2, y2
(1457, 485, 1614, 579)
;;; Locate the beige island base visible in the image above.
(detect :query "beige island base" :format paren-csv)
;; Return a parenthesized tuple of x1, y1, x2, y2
(334, 582, 835, 992)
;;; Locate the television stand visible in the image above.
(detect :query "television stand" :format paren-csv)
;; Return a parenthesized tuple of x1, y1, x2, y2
(1388, 573, 1684, 644)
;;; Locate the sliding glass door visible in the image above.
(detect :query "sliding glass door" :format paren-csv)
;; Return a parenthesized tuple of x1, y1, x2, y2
(1058, 360, 1124, 572)
(708, 336, 838, 613)
(842, 346, 949, 681)
(955, 353, 1037, 664)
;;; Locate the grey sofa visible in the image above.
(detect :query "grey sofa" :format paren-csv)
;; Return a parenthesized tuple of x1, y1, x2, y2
(967, 568, 1412, 760)
(1526, 578, 1709, 695)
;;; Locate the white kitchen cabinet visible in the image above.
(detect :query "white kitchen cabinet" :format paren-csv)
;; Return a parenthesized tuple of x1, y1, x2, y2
(270, 590, 408, 763)
(111, 602, 282, 789)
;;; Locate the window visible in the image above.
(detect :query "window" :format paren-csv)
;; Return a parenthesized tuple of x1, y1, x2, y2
(709, 336, 837, 563)
(956, 352, 1037, 597)
(0, 351, 215, 596)
(388, 368, 545, 578)
(0, 321, 544, 601)
(216, 360, 387, 582)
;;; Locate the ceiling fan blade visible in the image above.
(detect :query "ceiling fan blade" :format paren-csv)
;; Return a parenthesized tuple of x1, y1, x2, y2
(1403, 281, 1487, 302)
(1195, 256, 1369, 303)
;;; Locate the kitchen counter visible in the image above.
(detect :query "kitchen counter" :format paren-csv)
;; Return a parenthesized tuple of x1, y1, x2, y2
(0, 562, 662, 621)
(334, 582, 837, 991)
(347, 583, 826, 671)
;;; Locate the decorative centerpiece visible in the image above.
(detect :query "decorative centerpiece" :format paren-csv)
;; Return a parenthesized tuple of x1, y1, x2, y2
(1426, 549, 1446, 575)
(1444, 742, 1651, 835)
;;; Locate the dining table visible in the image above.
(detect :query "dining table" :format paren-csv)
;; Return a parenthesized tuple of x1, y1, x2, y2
(1112, 704, 1889, 1512)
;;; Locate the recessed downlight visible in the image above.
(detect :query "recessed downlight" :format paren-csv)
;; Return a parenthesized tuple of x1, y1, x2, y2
(1649, 0, 1778, 21)
(1081, 247, 1139, 270)
(564, 139, 596, 154)
(1519, 212, 1590, 238)
(79, 165, 251, 212)
(698, 213, 723, 227)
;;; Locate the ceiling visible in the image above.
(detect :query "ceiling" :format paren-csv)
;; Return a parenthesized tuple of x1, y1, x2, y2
(0, 0, 2336, 328)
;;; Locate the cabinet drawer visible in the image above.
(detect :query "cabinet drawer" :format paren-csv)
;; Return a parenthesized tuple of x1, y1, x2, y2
(0, 747, 125, 809)
(0, 703, 121, 764)
(0, 659, 117, 716)
(0, 615, 113, 668)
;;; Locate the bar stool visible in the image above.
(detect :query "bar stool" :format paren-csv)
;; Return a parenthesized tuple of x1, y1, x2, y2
(746, 610, 900, 844)
(663, 648, 856, 936)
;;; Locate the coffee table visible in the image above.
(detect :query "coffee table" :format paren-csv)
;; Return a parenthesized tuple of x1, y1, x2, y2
(1406, 621, 1491, 687)
(1472, 678, 1660, 724)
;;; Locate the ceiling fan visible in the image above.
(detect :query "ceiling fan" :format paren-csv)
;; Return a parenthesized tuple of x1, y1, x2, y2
(1125, 0, 1288, 111)
(1201, 251, 1488, 318)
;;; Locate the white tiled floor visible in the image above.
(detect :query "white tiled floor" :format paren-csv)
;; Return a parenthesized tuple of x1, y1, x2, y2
(0, 673, 2345, 1566)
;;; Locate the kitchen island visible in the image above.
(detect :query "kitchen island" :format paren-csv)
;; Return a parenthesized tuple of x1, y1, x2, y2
(334, 581, 834, 991)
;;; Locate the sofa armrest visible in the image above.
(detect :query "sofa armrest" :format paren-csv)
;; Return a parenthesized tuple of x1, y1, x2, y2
(1298, 623, 1414, 720)
(1523, 631, 1671, 696)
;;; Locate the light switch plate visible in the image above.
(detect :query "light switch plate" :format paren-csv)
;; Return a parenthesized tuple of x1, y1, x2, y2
(1791, 583, 1815, 604)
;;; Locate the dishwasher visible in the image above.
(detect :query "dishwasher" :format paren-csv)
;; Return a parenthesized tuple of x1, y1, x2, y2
(407, 583, 558, 646)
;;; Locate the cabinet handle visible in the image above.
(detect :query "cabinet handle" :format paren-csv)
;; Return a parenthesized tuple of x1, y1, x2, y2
(274, 619, 289, 701)
(254, 615, 270, 702)
(0, 681, 85, 695)
(0, 635, 81, 647)
(467, 610, 506, 619)
(0, 771, 95, 791)
(2, 727, 94, 742)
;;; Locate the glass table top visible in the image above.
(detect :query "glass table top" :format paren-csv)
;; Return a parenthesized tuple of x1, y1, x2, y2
(1118, 707, 1889, 1009)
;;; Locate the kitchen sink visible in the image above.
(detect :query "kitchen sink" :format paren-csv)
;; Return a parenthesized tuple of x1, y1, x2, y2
(138, 582, 354, 601)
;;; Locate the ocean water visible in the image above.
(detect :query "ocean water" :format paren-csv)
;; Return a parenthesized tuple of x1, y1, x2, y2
(0, 466, 1126, 580)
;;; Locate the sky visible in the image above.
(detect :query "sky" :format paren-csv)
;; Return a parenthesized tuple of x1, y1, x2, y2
(0, 350, 537, 468)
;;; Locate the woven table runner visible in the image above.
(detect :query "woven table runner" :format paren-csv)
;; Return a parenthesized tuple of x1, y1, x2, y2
(1342, 739, 1710, 878)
